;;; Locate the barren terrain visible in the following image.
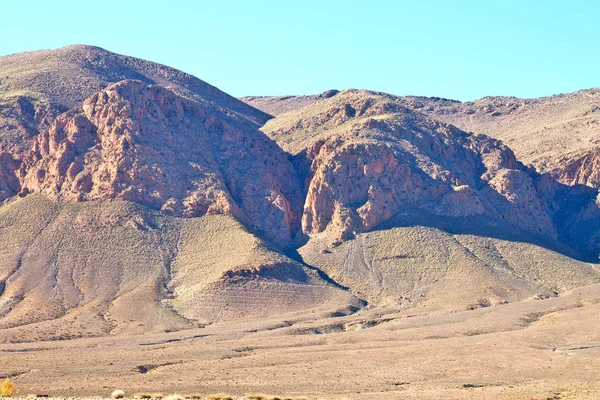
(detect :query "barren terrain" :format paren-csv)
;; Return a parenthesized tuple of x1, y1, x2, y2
(2, 46, 600, 399)
(3, 283, 600, 399)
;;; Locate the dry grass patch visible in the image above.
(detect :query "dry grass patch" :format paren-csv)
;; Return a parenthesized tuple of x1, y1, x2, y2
(207, 394, 233, 400)
(245, 395, 307, 400)
(0, 379, 17, 397)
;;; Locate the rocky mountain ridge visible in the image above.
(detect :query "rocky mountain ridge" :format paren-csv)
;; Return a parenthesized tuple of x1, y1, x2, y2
(15, 80, 301, 247)
(1, 45, 600, 341)
(0, 45, 270, 159)
(243, 88, 600, 192)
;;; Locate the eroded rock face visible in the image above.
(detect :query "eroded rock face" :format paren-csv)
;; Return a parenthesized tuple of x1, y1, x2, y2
(0, 96, 65, 156)
(19, 80, 301, 246)
(263, 90, 557, 242)
(547, 149, 600, 189)
(0, 151, 20, 201)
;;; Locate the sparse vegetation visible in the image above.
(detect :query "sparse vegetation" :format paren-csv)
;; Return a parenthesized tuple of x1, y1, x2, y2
(520, 302, 585, 326)
(0, 379, 17, 397)
(207, 394, 233, 400)
(111, 390, 125, 399)
(232, 346, 253, 353)
(245, 395, 303, 400)
(464, 329, 489, 336)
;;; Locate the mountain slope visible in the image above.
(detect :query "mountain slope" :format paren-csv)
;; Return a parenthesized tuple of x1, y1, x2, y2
(0, 45, 271, 155)
(0, 195, 360, 343)
(244, 89, 600, 190)
(14, 79, 302, 247)
(2, 46, 600, 341)
(399, 89, 600, 181)
(260, 89, 600, 307)
(240, 90, 340, 116)
(300, 224, 600, 308)
(0, 44, 270, 123)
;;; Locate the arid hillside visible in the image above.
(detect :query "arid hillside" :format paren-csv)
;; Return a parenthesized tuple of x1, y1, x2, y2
(240, 90, 340, 116)
(1, 46, 600, 345)
(0, 195, 359, 343)
(0, 45, 270, 155)
(243, 88, 600, 189)
(259, 89, 600, 307)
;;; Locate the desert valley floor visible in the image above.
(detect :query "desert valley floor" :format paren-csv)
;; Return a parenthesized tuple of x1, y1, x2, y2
(3, 283, 600, 400)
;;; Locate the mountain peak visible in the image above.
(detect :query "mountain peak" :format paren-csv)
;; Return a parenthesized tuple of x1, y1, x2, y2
(0, 44, 270, 123)
(16, 79, 301, 246)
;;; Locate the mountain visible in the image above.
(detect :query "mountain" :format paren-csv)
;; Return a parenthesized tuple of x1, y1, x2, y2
(245, 89, 600, 254)
(243, 88, 600, 189)
(240, 90, 340, 116)
(0, 45, 270, 156)
(17, 79, 302, 246)
(259, 89, 600, 306)
(0, 47, 361, 343)
(1, 46, 600, 343)
(262, 89, 555, 240)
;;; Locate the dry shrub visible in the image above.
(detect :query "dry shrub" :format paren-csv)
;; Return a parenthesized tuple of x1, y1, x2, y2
(111, 390, 125, 399)
(183, 395, 203, 399)
(245, 396, 282, 400)
(133, 394, 153, 399)
(207, 394, 233, 400)
(0, 379, 17, 397)
(164, 395, 185, 400)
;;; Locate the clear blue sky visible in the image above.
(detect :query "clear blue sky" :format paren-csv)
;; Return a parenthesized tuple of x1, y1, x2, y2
(1, 0, 599, 101)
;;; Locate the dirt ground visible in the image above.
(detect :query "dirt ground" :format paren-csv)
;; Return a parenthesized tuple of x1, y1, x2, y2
(2, 284, 600, 400)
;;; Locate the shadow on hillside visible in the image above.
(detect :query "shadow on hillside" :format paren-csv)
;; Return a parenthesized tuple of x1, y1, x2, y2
(372, 178, 600, 263)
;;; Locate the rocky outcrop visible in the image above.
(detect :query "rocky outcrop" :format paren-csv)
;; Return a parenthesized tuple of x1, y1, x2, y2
(0, 96, 65, 156)
(263, 90, 557, 242)
(0, 151, 20, 201)
(546, 148, 600, 188)
(18, 80, 301, 246)
(2, 84, 583, 250)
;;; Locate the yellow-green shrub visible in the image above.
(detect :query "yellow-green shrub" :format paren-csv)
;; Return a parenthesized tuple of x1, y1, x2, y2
(0, 379, 17, 397)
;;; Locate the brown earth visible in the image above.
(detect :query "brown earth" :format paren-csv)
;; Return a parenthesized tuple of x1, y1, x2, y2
(1, 46, 600, 399)
(2, 283, 600, 399)
(240, 90, 340, 116)
(17, 80, 302, 246)
(0, 45, 270, 158)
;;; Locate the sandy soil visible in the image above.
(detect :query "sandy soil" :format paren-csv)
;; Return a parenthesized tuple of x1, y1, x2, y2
(3, 284, 600, 400)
